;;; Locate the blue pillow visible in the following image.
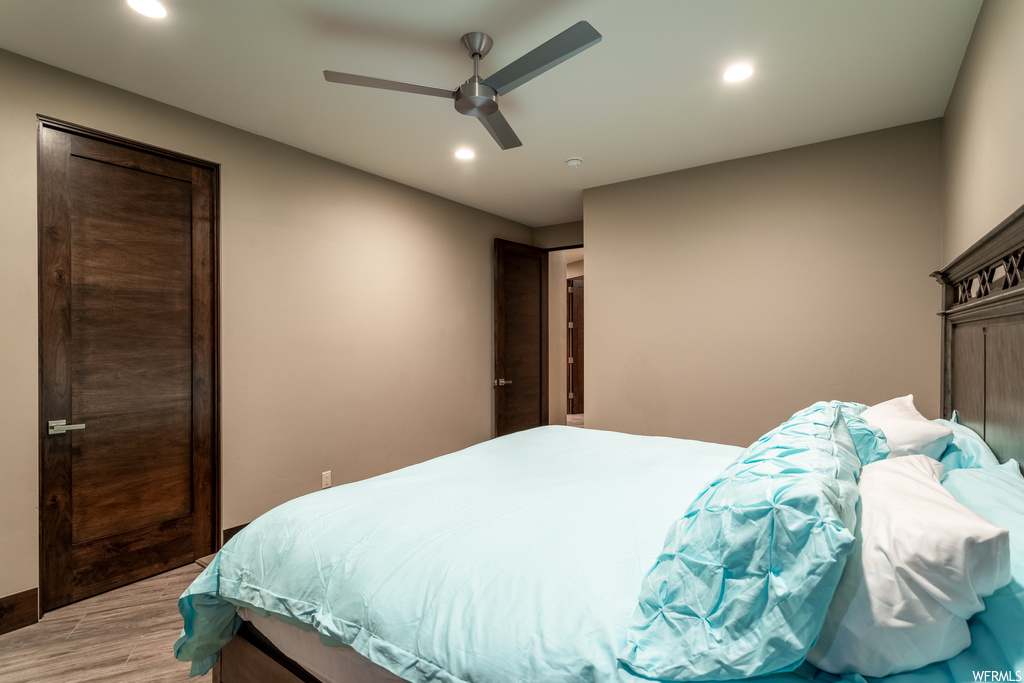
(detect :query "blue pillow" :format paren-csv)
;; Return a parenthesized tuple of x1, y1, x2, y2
(936, 418, 1000, 470)
(619, 402, 861, 680)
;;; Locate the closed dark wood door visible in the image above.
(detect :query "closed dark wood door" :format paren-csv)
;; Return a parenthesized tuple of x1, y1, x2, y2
(38, 119, 218, 613)
(494, 239, 548, 436)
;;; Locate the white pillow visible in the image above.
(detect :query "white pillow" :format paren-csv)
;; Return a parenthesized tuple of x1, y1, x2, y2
(860, 394, 953, 459)
(806, 454, 1011, 677)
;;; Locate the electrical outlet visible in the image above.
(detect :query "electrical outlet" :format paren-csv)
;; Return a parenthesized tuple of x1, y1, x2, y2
(321, 470, 332, 489)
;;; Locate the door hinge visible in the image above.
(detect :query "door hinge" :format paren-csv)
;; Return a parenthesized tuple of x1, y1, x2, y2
(568, 392, 574, 399)
(568, 357, 574, 364)
(568, 286, 573, 293)
(568, 321, 574, 329)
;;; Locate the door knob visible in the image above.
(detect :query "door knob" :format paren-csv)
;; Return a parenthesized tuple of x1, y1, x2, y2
(48, 419, 86, 436)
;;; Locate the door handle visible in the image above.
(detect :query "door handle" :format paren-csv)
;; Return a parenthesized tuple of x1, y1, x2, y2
(493, 378, 512, 387)
(48, 419, 86, 436)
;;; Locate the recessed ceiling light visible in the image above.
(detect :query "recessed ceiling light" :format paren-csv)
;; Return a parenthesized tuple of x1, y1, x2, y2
(455, 148, 475, 160)
(723, 63, 754, 83)
(127, 0, 167, 19)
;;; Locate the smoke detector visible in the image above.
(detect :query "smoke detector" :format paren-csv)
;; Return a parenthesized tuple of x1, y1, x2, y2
(566, 157, 583, 169)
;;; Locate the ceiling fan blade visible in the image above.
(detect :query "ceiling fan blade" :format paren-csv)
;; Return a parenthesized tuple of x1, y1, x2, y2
(323, 71, 454, 99)
(479, 110, 522, 150)
(482, 21, 602, 96)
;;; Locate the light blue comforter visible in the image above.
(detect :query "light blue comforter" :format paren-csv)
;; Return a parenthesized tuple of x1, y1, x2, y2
(176, 426, 745, 681)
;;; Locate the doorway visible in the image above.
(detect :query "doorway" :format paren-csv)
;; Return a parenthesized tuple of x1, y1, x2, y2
(562, 249, 584, 427)
(494, 241, 584, 434)
(37, 118, 219, 613)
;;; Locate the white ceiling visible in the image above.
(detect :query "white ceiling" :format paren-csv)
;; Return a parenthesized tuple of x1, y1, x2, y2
(0, 0, 981, 227)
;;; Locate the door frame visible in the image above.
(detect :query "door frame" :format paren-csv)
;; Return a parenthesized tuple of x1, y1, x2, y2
(36, 116, 221, 612)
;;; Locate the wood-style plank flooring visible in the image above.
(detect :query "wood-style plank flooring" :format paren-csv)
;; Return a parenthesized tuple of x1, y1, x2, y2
(0, 563, 210, 682)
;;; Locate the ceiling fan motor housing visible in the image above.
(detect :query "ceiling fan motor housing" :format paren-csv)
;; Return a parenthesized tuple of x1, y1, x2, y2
(454, 78, 499, 118)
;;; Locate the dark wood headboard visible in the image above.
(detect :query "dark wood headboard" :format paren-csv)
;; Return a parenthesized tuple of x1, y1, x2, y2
(933, 203, 1024, 467)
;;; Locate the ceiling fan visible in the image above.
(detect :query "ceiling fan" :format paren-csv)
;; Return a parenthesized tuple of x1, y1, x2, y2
(323, 21, 602, 150)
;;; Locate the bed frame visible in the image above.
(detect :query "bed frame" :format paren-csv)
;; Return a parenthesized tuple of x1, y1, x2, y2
(214, 205, 1024, 682)
(215, 622, 322, 683)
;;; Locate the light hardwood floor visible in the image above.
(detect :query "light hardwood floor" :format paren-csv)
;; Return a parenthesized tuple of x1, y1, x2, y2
(0, 563, 210, 682)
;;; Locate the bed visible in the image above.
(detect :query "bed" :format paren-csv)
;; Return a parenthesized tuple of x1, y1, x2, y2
(175, 205, 1024, 683)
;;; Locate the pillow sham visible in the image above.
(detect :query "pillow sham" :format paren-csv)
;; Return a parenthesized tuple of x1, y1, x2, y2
(807, 454, 1011, 678)
(620, 401, 861, 681)
(860, 394, 952, 459)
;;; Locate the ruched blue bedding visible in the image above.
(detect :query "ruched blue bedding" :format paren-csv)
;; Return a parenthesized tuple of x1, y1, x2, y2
(621, 402, 862, 680)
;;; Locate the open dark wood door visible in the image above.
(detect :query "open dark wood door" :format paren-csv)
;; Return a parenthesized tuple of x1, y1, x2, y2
(494, 239, 548, 437)
(38, 118, 219, 612)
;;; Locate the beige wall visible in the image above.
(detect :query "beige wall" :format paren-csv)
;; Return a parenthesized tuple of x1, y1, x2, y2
(585, 121, 944, 447)
(942, 0, 1024, 263)
(566, 258, 584, 280)
(533, 221, 584, 250)
(0, 50, 532, 599)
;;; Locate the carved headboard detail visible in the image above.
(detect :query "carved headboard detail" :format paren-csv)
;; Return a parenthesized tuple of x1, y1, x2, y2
(932, 203, 1024, 467)
(952, 247, 1023, 305)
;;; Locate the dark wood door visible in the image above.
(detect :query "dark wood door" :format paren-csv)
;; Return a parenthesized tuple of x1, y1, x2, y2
(494, 239, 548, 436)
(38, 119, 218, 613)
(567, 276, 584, 414)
